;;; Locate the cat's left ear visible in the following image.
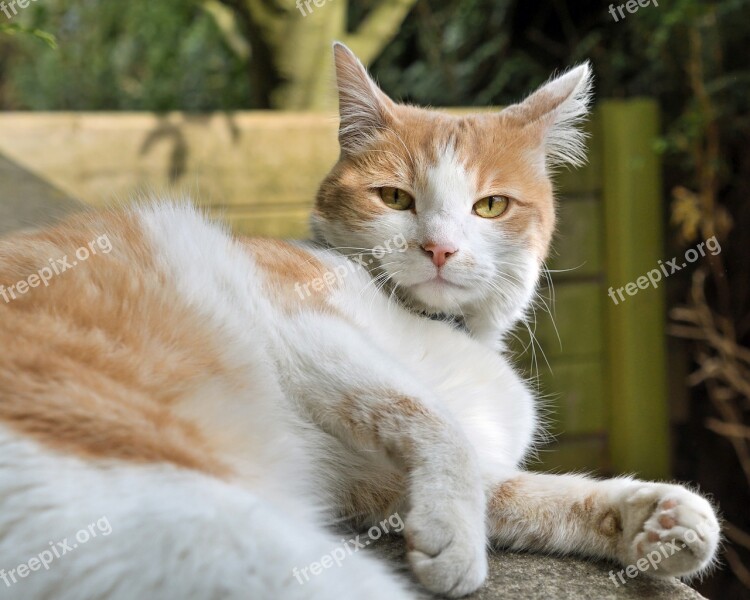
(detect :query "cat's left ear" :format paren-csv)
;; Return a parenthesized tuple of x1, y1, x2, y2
(502, 63, 593, 168)
(332, 42, 396, 154)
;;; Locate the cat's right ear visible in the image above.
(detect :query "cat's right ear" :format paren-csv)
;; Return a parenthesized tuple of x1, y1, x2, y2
(502, 63, 594, 168)
(332, 42, 395, 154)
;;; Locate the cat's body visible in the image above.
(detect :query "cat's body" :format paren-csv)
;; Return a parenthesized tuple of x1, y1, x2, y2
(0, 44, 720, 599)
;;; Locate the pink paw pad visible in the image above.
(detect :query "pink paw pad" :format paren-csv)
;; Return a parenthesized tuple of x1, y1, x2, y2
(658, 514, 676, 529)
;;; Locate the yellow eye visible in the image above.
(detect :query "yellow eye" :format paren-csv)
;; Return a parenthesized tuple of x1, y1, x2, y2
(380, 187, 414, 211)
(473, 195, 510, 218)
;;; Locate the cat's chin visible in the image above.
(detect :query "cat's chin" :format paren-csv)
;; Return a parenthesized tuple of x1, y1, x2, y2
(399, 277, 480, 316)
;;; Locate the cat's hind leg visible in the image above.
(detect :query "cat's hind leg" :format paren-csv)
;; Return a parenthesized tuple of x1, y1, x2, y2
(486, 471, 720, 581)
(0, 428, 415, 600)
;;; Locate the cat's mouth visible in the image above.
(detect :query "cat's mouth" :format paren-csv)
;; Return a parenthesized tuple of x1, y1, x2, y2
(385, 263, 481, 314)
(416, 274, 470, 290)
(397, 273, 478, 315)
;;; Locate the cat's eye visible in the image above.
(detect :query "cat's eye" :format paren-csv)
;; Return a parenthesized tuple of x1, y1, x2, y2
(473, 195, 510, 219)
(379, 187, 414, 211)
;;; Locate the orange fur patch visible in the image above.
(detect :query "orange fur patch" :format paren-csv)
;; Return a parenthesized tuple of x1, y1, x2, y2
(488, 476, 623, 551)
(241, 238, 339, 315)
(0, 212, 228, 476)
(334, 391, 442, 472)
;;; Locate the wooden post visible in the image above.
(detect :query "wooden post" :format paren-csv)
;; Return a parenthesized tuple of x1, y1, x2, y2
(600, 99, 670, 479)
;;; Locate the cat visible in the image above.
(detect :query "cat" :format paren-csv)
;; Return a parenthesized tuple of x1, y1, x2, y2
(0, 43, 720, 599)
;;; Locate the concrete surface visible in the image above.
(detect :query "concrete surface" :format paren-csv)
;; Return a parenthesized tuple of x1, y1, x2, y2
(372, 536, 705, 599)
(0, 154, 85, 236)
(0, 157, 705, 599)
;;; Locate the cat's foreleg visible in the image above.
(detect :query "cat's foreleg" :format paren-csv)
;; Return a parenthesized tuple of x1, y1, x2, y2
(277, 317, 488, 597)
(486, 471, 720, 580)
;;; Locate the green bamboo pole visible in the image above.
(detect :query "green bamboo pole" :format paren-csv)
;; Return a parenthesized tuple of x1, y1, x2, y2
(600, 99, 670, 479)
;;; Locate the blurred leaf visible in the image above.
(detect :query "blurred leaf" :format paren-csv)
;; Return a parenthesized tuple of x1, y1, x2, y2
(0, 23, 57, 48)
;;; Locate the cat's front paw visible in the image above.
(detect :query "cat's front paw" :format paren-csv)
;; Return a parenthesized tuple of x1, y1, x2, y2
(404, 499, 487, 597)
(617, 483, 720, 578)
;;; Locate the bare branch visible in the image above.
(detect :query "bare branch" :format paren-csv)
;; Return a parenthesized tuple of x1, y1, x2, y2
(203, 0, 251, 60)
(726, 546, 750, 589)
(706, 418, 750, 440)
(726, 522, 750, 551)
(344, 0, 418, 65)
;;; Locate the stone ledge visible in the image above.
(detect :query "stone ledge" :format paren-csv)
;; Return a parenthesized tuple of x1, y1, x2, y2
(0, 154, 87, 236)
(371, 537, 705, 600)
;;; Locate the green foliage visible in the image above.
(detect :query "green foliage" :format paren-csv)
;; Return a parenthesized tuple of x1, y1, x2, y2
(2, 0, 248, 110)
(0, 23, 56, 48)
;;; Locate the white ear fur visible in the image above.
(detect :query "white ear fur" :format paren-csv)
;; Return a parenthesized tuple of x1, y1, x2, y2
(332, 42, 395, 154)
(503, 62, 594, 168)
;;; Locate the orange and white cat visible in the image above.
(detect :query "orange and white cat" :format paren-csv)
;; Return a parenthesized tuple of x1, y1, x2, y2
(0, 44, 719, 599)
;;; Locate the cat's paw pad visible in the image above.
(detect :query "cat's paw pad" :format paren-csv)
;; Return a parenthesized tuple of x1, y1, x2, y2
(621, 484, 720, 578)
(405, 502, 487, 597)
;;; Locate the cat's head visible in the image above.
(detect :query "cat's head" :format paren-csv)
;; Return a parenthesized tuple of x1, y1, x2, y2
(312, 43, 592, 345)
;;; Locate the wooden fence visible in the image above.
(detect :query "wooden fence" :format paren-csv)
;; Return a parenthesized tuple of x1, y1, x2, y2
(0, 102, 669, 478)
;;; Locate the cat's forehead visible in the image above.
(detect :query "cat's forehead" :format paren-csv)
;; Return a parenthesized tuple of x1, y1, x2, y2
(374, 107, 547, 193)
(390, 109, 498, 160)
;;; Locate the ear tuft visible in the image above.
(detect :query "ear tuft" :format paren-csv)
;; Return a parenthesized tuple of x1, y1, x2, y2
(504, 62, 594, 168)
(332, 42, 394, 154)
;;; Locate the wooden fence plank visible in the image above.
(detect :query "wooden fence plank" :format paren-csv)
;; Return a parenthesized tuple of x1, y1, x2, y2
(548, 196, 603, 278)
(513, 281, 604, 361)
(538, 360, 607, 436)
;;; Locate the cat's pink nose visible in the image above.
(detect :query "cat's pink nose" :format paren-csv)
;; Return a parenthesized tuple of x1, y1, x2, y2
(421, 243, 457, 267)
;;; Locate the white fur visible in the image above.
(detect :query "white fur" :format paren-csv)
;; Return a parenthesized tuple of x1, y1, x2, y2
(0, 426, 412, 600)
(537, 63, 594, 168)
